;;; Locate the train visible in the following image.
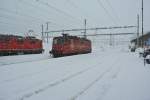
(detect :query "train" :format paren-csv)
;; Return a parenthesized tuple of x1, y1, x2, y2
(0, 34, 43, 56)
(49, 34, 92, 57)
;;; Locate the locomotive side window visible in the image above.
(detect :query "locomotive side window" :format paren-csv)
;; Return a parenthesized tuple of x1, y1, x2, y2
(0, 37, 9, 42)
(70, 39, 74, 44)
(31, 41, 36, 44)
(17, 38, 24, 44)
(53, 39, 57, 44)
(53, 38, 64, 44)
(80, 38, 84, 44)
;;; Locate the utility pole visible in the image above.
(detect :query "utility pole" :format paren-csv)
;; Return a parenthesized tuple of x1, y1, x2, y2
(137, 14, 139, 47)
(142, 0, 144, 48)
(41, 24, 44, 42)
(109, 34, 113, 46)
(84, 19, 87, 38)
(46, 22, 50, 43)
(62, 30, 64, 35)
(141, 0, 146, 66)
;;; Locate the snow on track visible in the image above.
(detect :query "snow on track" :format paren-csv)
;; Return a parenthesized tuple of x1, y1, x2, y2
(24, 51, 123, 100)
(0, 46, 150, 100)
(0, 54, 51, 67)
(0, 49, 107, 100)
(19, 53, 113, 100)
(0, 42, 52, 67)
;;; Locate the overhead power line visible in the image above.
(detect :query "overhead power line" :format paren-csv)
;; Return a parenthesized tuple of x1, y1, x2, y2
(0, 20, 26, 33)
(35, 0, 82, 24)
(0, 14, 42, 25)
(0, 6, 66, 30)
(46, 25, 136, 33)
(97, 0, 118, 25)
(44, 32, 135, 38)
(65, 0, 99, 24)
(78, 33, 135, 36)
(19, 0, 71, 28)
(105, 0, 120, 22)
(0, 21, 11, 25)
(0, 7, 44, 23)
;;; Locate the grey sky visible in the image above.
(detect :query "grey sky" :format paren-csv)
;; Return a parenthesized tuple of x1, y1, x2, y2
(0, 0, 149, 36)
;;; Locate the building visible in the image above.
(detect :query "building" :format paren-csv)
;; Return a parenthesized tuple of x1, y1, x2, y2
(131, 32, 150, 47)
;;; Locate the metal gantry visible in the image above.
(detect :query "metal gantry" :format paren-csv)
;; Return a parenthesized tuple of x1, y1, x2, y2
(41, 25, 136, 43)
(45, 25, 136, 33)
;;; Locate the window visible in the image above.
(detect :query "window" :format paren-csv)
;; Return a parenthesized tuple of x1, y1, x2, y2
(53, 38, 64, 44)
(17, 38, 24, 44)
(31, 41, 36, 44)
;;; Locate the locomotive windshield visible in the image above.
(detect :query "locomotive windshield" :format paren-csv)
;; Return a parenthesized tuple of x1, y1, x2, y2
(53, 37, 64, 45)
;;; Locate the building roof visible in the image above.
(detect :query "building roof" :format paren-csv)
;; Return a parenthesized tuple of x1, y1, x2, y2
(131, 32, 150, 43)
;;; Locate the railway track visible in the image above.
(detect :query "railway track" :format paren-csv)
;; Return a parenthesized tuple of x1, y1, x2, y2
(0, 54, 97, 85)
(0, 56, 52, 67)
(18, 53, 121, 100)
(18, 54, 109, 100)
(70, 67, 113, 100)
(0, 53, 91, 67)
(69, 57, 121, 100)
(17, 53, 116, 100)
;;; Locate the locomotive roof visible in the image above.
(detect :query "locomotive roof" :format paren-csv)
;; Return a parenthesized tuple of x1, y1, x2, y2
(25, 36, 36, 38)
(54, 34, 90, 41)
(0, 34, 38, 39)
(0, 34, 42, 42)
(0, 34, 23, 39)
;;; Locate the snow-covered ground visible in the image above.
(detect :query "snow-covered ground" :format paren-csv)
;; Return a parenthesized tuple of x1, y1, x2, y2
(0, 42, 150, 100)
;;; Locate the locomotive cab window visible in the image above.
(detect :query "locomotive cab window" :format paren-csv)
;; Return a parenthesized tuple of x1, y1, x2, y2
(80, 38, 84, 44)
(17, 38, 24, 44)
(70, 39, 74, 44)
(53, 38, 64, 45)
(31, 41, 36, 44)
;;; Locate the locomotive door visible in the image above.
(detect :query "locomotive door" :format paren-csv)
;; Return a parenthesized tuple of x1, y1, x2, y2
(70, 39, 74, 51)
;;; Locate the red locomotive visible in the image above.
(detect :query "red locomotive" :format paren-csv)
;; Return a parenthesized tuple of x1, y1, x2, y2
(0, 34, 43, 56)
(50, 34, 92, 57)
